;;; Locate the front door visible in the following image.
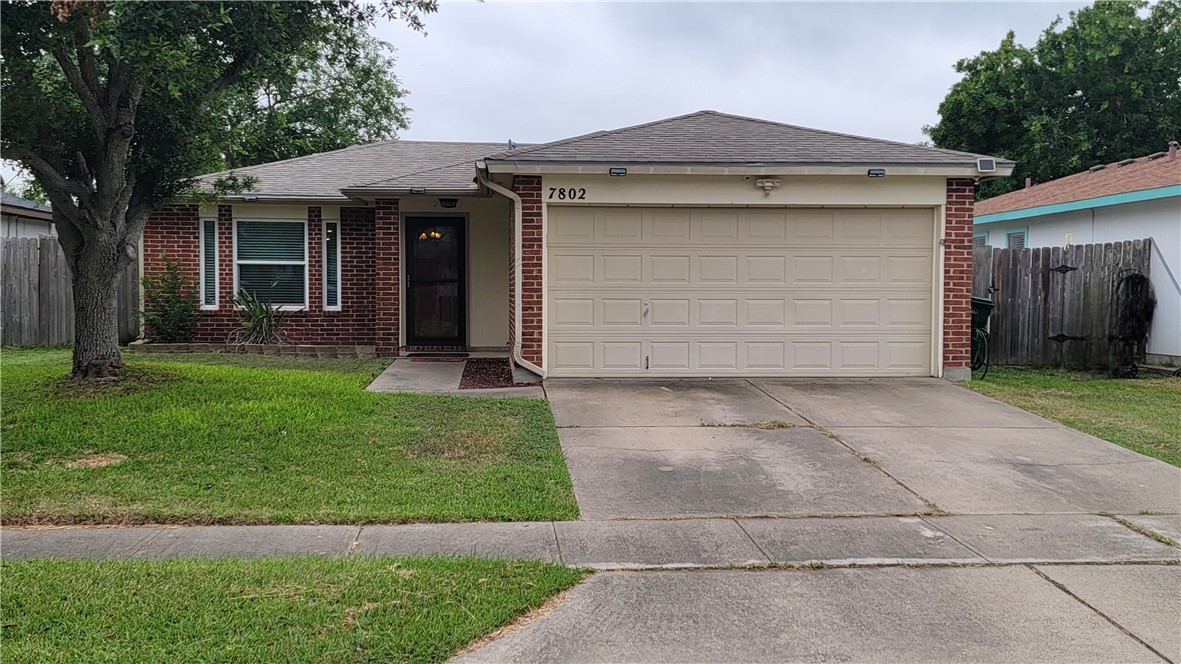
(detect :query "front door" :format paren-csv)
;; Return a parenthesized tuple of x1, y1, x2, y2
(405, 218, 465, 345)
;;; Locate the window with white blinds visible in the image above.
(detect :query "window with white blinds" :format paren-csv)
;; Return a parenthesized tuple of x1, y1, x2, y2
(200, 219, 218, 308)
(324, 221, 340, 310)
(235, 220, 307, 307)
(1007, 229, 1027, 250)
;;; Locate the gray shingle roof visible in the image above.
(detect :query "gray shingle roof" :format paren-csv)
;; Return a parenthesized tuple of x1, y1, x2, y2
(1, 191, 52, 213)
(193, 111, 1012, 201)
(486, 110, 1012, 167)
(196, 140, 511, 200)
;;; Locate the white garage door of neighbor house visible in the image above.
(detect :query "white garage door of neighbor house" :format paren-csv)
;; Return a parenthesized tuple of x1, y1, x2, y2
(546, 206, 936, 377)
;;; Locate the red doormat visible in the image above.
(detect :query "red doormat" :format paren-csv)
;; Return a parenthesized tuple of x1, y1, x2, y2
(459, 358, 539, 389)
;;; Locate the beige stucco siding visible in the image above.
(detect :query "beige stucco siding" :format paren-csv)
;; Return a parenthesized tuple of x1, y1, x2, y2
(540, 174, 947, 208)
(400, 196, 510, 348)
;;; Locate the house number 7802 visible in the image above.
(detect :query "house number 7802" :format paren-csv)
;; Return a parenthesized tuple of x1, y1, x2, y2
(548, 187, 586, 200)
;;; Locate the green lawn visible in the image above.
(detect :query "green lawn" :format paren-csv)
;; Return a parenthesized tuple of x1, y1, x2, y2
(966, 366, 1181, 467)
(0, 348, 578, 525)
(1, 556, 586, 663)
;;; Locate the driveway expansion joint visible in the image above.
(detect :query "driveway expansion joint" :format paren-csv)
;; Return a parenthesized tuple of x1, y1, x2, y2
(1029, 564, 1176, 664)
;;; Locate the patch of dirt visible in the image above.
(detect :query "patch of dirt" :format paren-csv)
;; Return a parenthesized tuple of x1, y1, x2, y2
(407, 413, 517, 463)
(52, 366, 178, 398)
(64, 453, 127, 469)
(459, 358, 539, 389)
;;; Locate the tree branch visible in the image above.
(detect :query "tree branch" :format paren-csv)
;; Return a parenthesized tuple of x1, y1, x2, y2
(210, 53, 257, 95)
(2, 147, 92, 202)
(72, 19, 104, 109)
(51, 44, 106, 139)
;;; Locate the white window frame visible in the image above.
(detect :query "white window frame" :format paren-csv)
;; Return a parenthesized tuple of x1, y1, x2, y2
(323, 219, 342, 311)
(199, 217, 219, 310)
(1006, 226, 1028, 250)
(232, 217, 309, 311)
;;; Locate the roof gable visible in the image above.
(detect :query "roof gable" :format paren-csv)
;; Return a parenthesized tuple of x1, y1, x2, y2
(975, 146, 1181, 218)
(486, 110, 1010, 167)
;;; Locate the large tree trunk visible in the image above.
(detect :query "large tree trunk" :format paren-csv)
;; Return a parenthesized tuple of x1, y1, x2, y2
(67, 245, 128, 380)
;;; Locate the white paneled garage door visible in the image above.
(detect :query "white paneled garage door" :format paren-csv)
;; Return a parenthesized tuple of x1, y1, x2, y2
(546, 207, 936, 377)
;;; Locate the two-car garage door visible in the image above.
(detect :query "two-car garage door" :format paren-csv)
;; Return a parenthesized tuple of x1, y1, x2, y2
(546, 206, 936, 377)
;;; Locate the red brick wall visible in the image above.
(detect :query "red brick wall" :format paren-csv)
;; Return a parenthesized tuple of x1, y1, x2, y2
(512, 176, 544, 366)
(142, 204, 377, 345)
(943, 178, 976, 374)
(373, 198, 400, 356)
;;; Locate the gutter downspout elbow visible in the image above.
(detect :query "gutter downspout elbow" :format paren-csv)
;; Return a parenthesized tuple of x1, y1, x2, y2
(476, 170, 533, 373)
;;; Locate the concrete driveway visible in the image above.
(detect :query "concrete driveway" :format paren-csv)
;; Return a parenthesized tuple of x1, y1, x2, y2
(545, 378, 1181, 520)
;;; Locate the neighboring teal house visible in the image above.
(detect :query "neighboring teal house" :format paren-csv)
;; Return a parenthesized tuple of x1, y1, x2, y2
(973, 142, 1181, 363)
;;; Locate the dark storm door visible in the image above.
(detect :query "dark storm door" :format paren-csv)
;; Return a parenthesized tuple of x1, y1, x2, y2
(405, 218, 465, 345)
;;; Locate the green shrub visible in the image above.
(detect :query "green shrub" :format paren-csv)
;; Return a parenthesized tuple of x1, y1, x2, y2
(141, 256, 200, 343)
(230, 289, 289, 344)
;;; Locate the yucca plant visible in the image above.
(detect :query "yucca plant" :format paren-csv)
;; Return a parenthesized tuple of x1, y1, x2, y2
(229, 289, 289, 345)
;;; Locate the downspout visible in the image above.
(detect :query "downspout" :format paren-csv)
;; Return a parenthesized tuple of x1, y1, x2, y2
(476, 167, 543, 377)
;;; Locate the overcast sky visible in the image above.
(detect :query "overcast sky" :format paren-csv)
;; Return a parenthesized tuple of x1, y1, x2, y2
(377, 1, 1089, 147)
(1, 1, 1091, 188)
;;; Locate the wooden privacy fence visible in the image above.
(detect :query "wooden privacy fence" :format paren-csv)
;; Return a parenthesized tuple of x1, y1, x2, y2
(1, 237, 140, 347)
(972, 239, 1152, 368)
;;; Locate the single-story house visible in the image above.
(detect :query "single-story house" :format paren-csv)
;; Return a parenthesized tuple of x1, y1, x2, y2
(974, 142, 1181, 364)
(143, 111, 1013, 379)
(1, 192, 54, 238)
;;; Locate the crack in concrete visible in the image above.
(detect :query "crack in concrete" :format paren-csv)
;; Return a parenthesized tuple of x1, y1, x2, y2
(746, 380, 945, 515)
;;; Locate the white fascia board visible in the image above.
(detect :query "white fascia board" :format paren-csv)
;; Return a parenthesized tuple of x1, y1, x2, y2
(483, 162, 1014, 178)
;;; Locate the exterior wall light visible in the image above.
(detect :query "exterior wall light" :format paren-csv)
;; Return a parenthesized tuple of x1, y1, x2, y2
(438, 198, 459, 209)
(242, 194, 258, 202)
(755, 178, 782, 196)
(867, 169, 886, 178)
(609, 168, 628, 176)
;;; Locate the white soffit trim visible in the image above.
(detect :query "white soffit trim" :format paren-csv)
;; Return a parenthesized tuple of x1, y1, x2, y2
(483, 163, 1014, 178)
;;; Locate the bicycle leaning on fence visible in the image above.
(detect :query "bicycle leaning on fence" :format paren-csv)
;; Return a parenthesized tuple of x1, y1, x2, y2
(970, 286, 997, 379)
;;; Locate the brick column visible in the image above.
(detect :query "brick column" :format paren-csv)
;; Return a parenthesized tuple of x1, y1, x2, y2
(217, 204, 233, 309)
(943, 178, 975, 380)
(512, 176, 544, 367)
(307, 206, 323, 311)
(374, 198, 401, 357)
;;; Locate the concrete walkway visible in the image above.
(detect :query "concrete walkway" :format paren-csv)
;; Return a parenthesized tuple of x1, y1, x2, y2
(3, 513, 1178, 568)
(366, 357, 544, 398)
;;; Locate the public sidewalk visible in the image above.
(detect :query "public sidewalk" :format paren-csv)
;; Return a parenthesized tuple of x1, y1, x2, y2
(3, 513, 1177, 569)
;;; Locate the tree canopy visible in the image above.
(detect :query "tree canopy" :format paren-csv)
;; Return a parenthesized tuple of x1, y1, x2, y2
(218, 23, 410, 169)
(924, 0, 1181, 198)
(0, 0, 435, 377)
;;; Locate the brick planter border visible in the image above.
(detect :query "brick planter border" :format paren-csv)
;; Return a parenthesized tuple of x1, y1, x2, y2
(126, 340, 378, 359)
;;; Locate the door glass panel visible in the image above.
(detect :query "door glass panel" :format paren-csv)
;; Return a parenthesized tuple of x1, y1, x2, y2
(411, 282, 460, 340)
(412, 226, 459, 280)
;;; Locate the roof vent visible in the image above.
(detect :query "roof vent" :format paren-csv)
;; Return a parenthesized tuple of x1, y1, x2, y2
(1170, 141, 1179, 161)
(976, 158, 996, 173)
(1117, 158, 1136, 166)
(507, 139, 517, 151)
(1088, 164, 1106, 172)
